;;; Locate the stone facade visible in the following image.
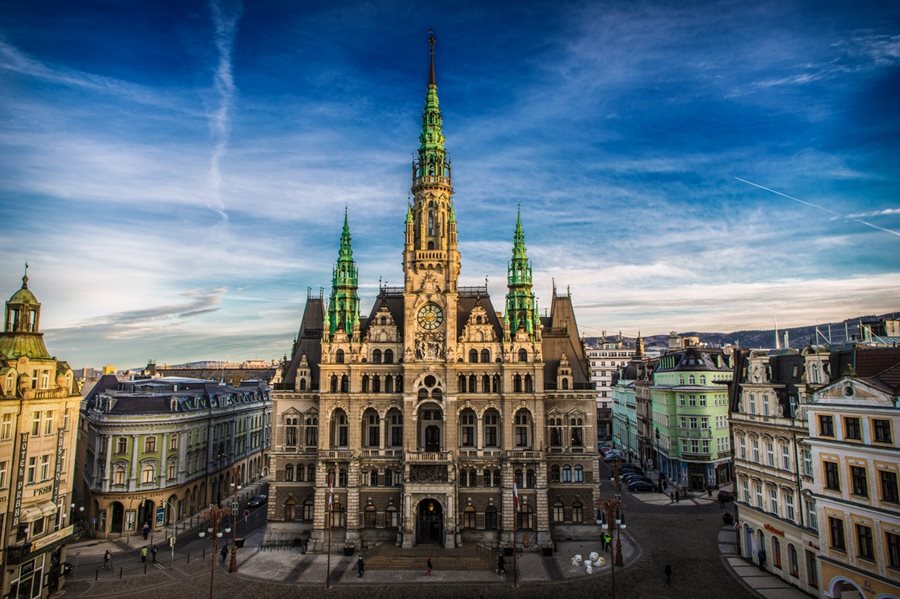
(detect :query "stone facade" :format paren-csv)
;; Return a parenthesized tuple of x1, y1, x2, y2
(0, 271, 82, 598)
(268, 36, 598, 552)
(77, 376, 271, 537)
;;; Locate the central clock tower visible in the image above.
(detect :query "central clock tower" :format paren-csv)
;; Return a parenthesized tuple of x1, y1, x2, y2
(403, 32, 460, 362)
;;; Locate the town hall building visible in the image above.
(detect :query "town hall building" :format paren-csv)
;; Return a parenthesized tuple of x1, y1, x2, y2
(268, 34, 599, 552)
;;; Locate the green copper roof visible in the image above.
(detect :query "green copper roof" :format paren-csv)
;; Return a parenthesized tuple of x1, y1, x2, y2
(0, 333, 51, 360)
(506, 209, 537, 339)
(328, 209, 360, 338)
(9, 270, 38, 306)
(416, 32, 447, 180)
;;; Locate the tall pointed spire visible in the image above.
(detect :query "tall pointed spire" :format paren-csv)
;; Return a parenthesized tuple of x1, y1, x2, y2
(428, 28, 436, 86)
(506, 208, 536, 340)
(415, 30, 447, 183)
(327, 209, 360, 338)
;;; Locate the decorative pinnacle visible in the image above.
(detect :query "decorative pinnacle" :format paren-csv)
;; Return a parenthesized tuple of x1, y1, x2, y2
(22, 261, 29, 288)
(428, 29, 436, 86)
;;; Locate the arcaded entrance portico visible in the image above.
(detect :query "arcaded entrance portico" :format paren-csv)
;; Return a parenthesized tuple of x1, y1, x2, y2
(416, 498, 444, 545)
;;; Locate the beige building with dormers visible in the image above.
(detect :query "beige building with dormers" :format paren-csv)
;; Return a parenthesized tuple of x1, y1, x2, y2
(0, 271, 81, 598)
(267, 35, 598, 552)
(78, 375, 271, 538)
(732, 347, 824, 595)
(806, 351, 900, 599)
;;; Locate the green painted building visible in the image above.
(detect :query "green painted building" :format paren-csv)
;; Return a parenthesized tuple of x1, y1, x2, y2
(651, 347, 733, 490)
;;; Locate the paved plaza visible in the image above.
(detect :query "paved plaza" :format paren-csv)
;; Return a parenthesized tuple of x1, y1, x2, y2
(57, 467, 813, 598)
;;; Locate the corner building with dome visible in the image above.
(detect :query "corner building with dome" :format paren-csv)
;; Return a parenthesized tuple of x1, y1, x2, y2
(268, 35, 599, 552)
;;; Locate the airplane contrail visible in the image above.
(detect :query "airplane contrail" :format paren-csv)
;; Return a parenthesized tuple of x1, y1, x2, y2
(735, 177, 900, 239)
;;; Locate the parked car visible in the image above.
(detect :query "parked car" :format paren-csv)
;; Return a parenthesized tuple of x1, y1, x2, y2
(622, 474, 651, 484)
(247, 494, 268, 508)
(619, 465, 643, 474)
(628, 480, 656, 492)
(717, 489, 735, 502)
(603, 452, 623, 463)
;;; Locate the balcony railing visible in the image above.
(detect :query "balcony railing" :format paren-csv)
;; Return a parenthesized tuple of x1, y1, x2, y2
(319, 450, 354, 460)
(507, 450, 543, 461)
(681, 452, 712, 461)
(406, 451, 452, 462)
(677, 428, 713, 439)
(359, 449, 403, 458)
(458, 449, 502, 460)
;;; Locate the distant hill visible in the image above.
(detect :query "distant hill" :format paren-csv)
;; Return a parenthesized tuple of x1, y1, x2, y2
(586, 312, 900, 351)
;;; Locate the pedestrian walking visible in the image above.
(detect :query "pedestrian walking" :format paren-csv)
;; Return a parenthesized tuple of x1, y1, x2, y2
(707, 487, 713, 498)
(675, 490, 680, 502)
(497, 555, 506, 575)
(140, 547, 148, 563)
(151, 545, 158, 563)
(356, 557, 365, 578)
(221, 545, 228, 563)
(426, 557, 432, 576)
(669, 491, 675, 503)
(664, 564, 672, 584)
(104, 550, 111, 570)
(142, 523, 150, 540)
(604, 532, 612, 552)
(757, 548, 766, 571)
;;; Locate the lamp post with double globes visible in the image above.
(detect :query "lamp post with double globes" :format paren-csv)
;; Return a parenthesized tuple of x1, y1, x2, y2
(597, 494, 626, 599)
(198, 505, 229, 599)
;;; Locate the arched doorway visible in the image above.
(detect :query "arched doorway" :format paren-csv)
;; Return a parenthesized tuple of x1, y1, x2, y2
(827, 577, 864, 599)
(138, 500, 156, 529)
(110, 502, 124, 533)
(416, 498, 444, 545)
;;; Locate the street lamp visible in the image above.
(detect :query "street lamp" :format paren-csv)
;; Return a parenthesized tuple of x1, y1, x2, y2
(597, 494, 626, 599)
(655, 427, 661, 475)
(198, 504, 229, 599)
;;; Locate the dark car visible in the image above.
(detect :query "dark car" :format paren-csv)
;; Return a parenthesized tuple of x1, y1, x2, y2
(628, 480, 656, 492)
(717, 489, 735, 502)
(619, 465, 643, 474)
(603, 452, 623, 463)
(622, 474, 651, 484)
(247, 494, 267, 508)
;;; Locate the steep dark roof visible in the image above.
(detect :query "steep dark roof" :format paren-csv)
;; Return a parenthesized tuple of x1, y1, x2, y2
(456, 292, 503, 341)
(656, 347, 731, 373)
(362, 289, 405, 337)
(540, 293, 590, 384)
(283, 297, 325, 389)
(83, 375, 269, 415)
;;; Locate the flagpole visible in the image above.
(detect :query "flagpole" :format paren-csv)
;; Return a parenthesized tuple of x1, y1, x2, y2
(326, 474, 333, 590)
(512, 481, 518, 587)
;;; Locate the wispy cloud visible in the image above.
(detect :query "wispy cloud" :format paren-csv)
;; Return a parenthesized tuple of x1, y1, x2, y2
(207, 0, 243, 222)
(843, 208, 900, 219)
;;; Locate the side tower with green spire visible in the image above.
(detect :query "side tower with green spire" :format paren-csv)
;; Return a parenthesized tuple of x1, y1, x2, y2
(505, 206, 539, 341)
(327, 209, 360, 339)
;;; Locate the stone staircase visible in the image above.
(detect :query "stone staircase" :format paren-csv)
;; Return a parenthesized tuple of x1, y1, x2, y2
(362, 544, 494, 572)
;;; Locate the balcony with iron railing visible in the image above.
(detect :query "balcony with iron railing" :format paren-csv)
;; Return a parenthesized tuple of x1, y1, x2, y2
(677, 428, 713, 439)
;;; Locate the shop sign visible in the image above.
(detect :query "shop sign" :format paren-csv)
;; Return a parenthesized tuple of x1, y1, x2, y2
(12, 433, 29, 527)
(51, 428, 65, 502)
(764, 523, 785, 537)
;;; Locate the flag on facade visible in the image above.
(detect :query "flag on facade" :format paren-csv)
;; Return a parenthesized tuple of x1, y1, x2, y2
(327, 474, 334, 511)
(513, 481, 519, 512)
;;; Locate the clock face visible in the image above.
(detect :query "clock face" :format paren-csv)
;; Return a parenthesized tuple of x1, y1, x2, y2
(417, 303, 444, 330)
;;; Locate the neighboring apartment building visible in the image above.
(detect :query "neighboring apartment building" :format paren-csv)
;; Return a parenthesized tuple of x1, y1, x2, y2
(653, 347, 733, 490)
(0, 272, 81, 598)
(806, 349, 900, 599)
(587, 334, 636, 440)
(731, 347, 823, 595)
(611, 348, 649, 464)
(78, 376, 271, 537)
(267, 37, 598, 552)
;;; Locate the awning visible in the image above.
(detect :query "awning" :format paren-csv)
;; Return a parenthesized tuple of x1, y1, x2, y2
(38, 501, 58, 517)
(20, 501, 58, 522)
(20, 506, 42, 522)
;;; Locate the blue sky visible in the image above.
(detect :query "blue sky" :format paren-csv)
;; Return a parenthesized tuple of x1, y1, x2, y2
(1, 0, 898, 368)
